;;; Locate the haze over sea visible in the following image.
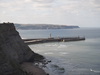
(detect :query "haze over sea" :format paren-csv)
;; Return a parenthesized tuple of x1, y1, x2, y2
(18, 27, 100, 75)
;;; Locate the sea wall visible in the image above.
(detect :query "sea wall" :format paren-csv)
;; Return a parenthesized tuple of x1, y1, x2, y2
(0, 23, 44, 75)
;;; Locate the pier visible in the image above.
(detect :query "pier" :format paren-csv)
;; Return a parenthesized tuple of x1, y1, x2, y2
(23, 37, 85, 45)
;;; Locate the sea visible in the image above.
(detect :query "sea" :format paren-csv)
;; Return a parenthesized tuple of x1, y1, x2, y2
(18, 27, 100, 75)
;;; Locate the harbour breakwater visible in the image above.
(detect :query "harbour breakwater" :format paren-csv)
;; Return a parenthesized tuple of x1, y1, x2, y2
(23, 37, 85, 45)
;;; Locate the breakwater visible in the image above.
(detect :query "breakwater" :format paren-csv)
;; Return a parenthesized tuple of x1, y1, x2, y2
(23, 37, 85, 45)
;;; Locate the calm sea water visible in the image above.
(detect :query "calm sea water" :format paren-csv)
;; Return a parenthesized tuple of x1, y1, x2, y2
(18, 28, 100, 75)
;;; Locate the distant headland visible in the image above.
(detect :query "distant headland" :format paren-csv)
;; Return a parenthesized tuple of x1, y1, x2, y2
(14, 23, 79, 30)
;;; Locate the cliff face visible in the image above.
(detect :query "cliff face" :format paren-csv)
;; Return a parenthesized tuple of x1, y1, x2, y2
(0, 23, 44, 75)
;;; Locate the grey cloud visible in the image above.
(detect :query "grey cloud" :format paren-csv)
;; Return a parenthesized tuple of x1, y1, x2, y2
(93, 0, 100, 9)
(31, 0, 55, 8)
(0, 0, 17, 2)
(94, 0, 100, 4)
(32, 0, 55, 3)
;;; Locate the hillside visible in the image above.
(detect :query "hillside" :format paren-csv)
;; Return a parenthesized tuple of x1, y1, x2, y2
(15, 24, 79, 30)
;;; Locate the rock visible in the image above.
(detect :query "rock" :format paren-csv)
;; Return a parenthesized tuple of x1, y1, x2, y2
(21, 62, 46, 75)
(0, 23, 45, 75)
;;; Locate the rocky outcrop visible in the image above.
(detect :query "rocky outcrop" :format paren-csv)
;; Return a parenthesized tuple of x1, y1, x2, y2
(0, 23, 44, 75)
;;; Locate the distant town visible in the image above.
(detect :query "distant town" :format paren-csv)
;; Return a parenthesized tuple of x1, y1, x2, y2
(14, 23, 79, 30)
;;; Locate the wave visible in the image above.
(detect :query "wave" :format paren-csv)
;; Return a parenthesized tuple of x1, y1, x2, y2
(58, 45, 67, 48)
(59, 52, 69, 55)
(45, 44, 58, 47)
(90, 69, 100, 73)
(44, 52, 54, 55)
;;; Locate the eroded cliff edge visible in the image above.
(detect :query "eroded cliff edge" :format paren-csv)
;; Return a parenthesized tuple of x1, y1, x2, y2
(0, 23, 45, 75)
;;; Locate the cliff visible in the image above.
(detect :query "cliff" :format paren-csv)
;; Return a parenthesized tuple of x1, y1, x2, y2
(0, 23, 45, 75)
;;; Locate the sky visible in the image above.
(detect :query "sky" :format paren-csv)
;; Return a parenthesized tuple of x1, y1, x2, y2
(0, 0, 100, 27)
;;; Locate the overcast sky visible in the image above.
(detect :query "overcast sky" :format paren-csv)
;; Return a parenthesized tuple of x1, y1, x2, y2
(0, 0, 100, 27)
